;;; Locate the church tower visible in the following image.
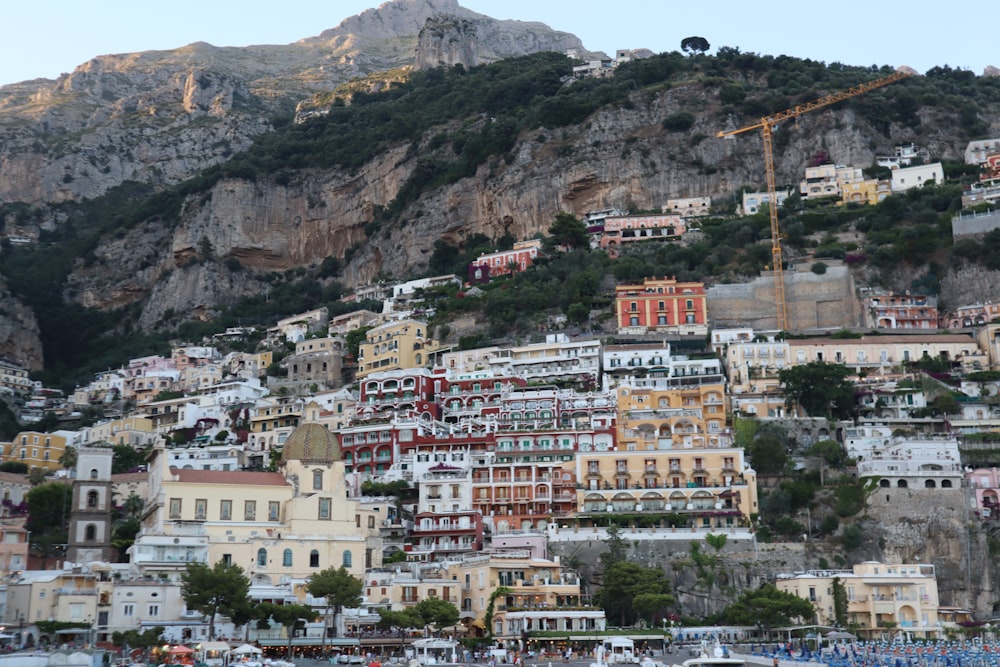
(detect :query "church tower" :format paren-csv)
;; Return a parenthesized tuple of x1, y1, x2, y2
(66, 445, 117, 564)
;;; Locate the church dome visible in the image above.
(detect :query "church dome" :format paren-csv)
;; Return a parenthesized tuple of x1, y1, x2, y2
(281, 422, 341, 464)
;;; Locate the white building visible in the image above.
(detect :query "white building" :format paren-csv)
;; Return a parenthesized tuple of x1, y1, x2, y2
(856, 436, 962, 489)
(964, 138, 1000, 165)
(488, 334, 601, 385)
(742, 189, 790, 215)
(891, 163, 944, 192)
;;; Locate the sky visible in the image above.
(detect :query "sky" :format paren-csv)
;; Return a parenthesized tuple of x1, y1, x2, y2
(0, 0, 995, 88)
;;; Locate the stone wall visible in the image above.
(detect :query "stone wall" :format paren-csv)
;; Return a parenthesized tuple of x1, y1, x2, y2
(707, 262, 862, 331)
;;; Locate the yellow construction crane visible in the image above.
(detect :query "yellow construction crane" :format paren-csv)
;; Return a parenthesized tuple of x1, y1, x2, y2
(717, 69, 911, 331)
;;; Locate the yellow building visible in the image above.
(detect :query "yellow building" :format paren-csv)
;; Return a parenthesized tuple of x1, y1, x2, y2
(616, 375, 729, 451)
(83, 416, 157, 447)
(445, 551, 604, 640)
(365, 567, 462, 613)
(132, 423, 381, 586)
(357, 319, 440, 379)
(564, 373, 760, 528)
(574, 446, 757, 528)
(777, 562, 942, 639)
(0, 431, 71, 472)
(841, 179, 891, 205)
(247, 396, 304, 455)
(6, 569, 99, 636)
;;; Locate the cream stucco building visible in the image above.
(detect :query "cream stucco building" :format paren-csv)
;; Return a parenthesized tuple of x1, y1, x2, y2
(132, 422, 382, 589)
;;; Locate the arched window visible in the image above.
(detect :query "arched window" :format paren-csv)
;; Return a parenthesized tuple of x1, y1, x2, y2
(283, 549, 293, 567)
(342, 550, 353, 568)
(85, 524, 96, 541)
(310, 550, 320, 568)
(257, 548, 267, 567)
(313, 470, 323, 490)
(89, 469, 99, 480)
(87, 490, 99, 508)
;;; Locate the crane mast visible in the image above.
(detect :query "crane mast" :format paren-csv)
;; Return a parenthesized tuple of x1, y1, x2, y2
(717, 69, 911, 331)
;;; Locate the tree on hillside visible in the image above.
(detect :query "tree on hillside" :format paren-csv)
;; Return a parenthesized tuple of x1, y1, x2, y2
(58, 446, 77, 476)
(746, 430, 791, 474)
(26, 481, 72, 566)
(720, 584, 815, 628)
(259, 603, 316, 659)
(112, 443, 149, 473)
(599, 525, 629, 568)
(180, 561, 251, 640)
(306, 566, 363, 639)
(547, 212, 588, 250)
(681, 36, 710, 56)
(779, 362, 856, 419)
(598, 562, 673, 627)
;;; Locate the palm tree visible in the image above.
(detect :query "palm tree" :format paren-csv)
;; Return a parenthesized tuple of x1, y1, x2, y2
(58, 446, 78, 478)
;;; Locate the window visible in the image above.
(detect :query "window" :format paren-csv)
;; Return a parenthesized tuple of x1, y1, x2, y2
(368, 516, 376, 529)
(222, 554, 232, 566)
(195, 499, 207, 520)
(313, 469, 323, 490)
(310, 550, 320, 568)
(343, 550, 353, 568)
(318, 498, 331, 520)
(85, 524, 96, 541)
(268, 501, 280, 521)
(148, 604, 160, 617)
(169, 498, 182, 519)
(87, 490, 99, 508)
(90, 469, 99, 480)
(283, 549, 293, 567)
(245, 500, 256, 521)
(257, 548, 267, 567)
(220, 500, 232, 521)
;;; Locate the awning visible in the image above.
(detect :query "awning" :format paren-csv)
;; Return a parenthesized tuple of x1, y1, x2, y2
(198, 642, 232, 652)
(470, 619, 486, 629)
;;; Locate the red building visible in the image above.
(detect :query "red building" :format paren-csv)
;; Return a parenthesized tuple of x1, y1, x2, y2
(614, 277, 709, 335)
(468, 240, 544, 283)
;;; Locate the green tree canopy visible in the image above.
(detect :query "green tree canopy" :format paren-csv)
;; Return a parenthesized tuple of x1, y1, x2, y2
(681, 36, 711, 55)
(180, 561, 251, 640)
(779, 361, 856, 419)
(598, 562, 673, 627)
(746, 431, 790, 474)
(26, 481, 72, 552)
(547, 212, 588, 250)
(720, 584, 814, 627)
(411, 597, 460, 633)
(112, 443, 149, 473)
(306, 566, 363, 638)
(376, 608, 424, 632)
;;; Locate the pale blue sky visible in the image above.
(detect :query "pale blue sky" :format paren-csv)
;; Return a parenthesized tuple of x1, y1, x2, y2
(0, 0, 994, 87)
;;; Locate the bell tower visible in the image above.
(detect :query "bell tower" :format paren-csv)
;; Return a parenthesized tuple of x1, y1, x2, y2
(67, 445, 117, 563)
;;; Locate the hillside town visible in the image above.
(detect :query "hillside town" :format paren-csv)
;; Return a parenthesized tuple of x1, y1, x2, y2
(2, 63, 1000, 664)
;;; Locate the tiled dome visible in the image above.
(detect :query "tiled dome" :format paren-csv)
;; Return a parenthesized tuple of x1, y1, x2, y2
(281, 422, 341, 464)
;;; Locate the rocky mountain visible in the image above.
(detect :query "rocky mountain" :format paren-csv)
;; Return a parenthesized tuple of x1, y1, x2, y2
(0, 0, 593, 370)
(0, 0, 590, 208)
(1, 1, 1000, 377)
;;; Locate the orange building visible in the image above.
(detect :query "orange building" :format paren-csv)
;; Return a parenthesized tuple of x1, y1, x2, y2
(615, 277, 708, 336)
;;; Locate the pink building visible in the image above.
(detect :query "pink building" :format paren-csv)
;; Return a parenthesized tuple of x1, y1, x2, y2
(600, 214, 686, 258)
(469, 240, 544, 283)
(968, 467, 1000, 519)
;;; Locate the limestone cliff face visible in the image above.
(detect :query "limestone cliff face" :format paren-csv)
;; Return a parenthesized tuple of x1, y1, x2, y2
(62, 82, 973, 332)
(416, 16, 481, 69)
(0, 282, 42, 371)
